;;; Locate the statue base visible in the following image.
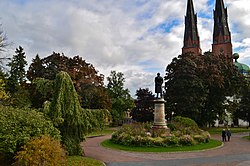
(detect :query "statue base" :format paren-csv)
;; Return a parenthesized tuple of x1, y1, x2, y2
(152, 98, 170, 136)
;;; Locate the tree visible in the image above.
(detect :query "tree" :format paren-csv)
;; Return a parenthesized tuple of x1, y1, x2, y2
(27, 54, 44, 81)
(45, 71, 85, 155)
(165, 53, 207, 126)
(165, 52, 244, 127)
(107, 71, 134, 125)
(27, 53, 103, 86)
(130, 88, 155, 122)
(0, 24, 9, 53)
(0, 24, 10, 71)
(27, 53, 110, 109)
(6, 46, 27, 93)
(237, 79, 250, 127)
(0, 78, 8, 101)
(79, 84, 111, 110)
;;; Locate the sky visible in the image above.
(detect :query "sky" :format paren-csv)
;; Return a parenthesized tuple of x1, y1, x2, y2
(0, 0, 250, 96)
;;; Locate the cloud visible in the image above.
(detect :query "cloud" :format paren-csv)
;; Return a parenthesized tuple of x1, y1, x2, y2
(226, 0, 250, 61)
(0, 0, 250, 96)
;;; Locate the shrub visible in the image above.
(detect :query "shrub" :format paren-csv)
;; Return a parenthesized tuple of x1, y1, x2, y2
(179, 135, 195, 146)
(0, 105, 60, 159)
(110, 120, 210, 147)
(173, 116, 198, 128)
(167, 123, 176, 131)
(115, 123, 147, 137)
(83, 109, 111, 134)
(172, 130, 182, 137)
(151, 128, 168, 137)
(193, 131, 210, 143)
(201, 131, 211, 143)
(143, 122, 153, 132)
(148, 137, 165, 147)
(14, 135, 66, 166)
(163, 136, 179, 146)
(193, 135, 206, 143)
(172, 116, 200, 135)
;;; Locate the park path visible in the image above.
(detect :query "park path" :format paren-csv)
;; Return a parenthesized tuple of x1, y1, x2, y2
(81, 132, 250, 165)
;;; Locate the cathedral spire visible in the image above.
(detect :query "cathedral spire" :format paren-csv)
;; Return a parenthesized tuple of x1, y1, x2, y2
(182, 0, 201, 55)
(212, 0, 232, 59)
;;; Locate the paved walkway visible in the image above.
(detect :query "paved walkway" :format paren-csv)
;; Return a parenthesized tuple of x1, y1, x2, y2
(81, 132, 250, 166)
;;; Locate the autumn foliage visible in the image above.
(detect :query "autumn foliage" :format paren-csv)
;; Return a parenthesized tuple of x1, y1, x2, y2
(14, 135, 66, 166)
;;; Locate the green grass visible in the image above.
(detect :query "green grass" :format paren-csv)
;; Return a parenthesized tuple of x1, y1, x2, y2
(68, 156, 104, 166)
(0, 155, 104, 166)
(101, 139, 222, 152)
(86, 127, 116, 137)
(205, 127, 250, 134)
(242, 136, 250, 140)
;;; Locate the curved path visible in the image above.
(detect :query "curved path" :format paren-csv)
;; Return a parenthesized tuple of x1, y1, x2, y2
(81, 132, 250, 166)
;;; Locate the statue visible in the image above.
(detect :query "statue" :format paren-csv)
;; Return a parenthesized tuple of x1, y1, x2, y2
(155, 73, 163, 98)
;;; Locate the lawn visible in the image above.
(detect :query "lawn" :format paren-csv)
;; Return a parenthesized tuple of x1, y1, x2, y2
(101, 139, 222, 152)
(205, 127, 250, 134)
(86, 127, 117, 137)
(68, 156, 104, 166)
(0, 155, 104, 166)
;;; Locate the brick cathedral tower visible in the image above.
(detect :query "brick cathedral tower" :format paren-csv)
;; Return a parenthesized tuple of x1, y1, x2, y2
(212, 0, 232, 59)
(182, 0, 202, 55)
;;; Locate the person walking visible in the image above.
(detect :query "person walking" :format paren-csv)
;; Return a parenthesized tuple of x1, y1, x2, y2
(226, 128, 231, 141)
(222, 129, 227, 142)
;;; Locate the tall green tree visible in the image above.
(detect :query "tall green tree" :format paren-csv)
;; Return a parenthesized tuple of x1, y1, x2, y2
(165, 52, 244, 127)
(45, 71, 85, 155)
(165, 53, 207, 125)
(7, 46, 27, 93)
(27, 54, 44, 81)
(237, 79, 250, 127)
(107, 71, 134, 125)
(130, 88, 154, 122)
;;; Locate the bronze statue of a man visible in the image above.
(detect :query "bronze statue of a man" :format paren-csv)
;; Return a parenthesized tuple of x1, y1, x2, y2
(155, 73, 163, 98)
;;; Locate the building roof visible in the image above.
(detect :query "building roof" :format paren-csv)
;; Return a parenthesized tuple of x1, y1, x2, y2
(233, 53, 250, 74)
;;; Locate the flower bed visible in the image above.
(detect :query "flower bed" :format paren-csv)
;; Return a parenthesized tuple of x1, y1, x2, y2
(111, 116, 210, 147)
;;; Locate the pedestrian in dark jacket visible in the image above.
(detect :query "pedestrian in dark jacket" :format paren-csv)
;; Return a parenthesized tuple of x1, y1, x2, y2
(226, 128, 231, 141)
(222, 129, 227, 142)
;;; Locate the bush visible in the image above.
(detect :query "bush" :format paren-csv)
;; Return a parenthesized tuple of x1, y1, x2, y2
(148, 137, 165, 147)
(193, 135, 206, 143)
(167, 123, 176, 131)
(83, 109, 111, 134)
(163, 136, 179, 146)
(172, 116, 200, 135)
(151, 128, 168, 137)
(111, 120, 211, 147)
(14, 135, 66, 166)
(0, 105, 60, 158)
(179, 135, 195, 146)
(115, 123, 147, 137)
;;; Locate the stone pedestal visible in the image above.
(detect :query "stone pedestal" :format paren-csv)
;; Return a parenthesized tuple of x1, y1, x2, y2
(153, 98, 169, 130)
